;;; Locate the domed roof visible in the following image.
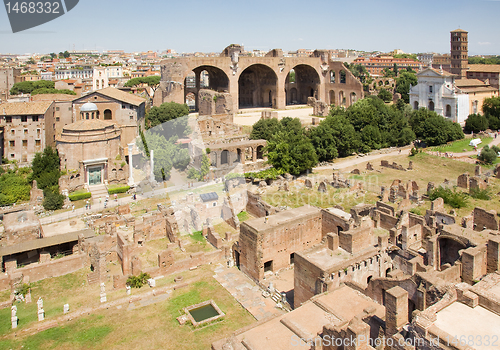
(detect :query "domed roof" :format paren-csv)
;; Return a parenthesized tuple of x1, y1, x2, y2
(80, 102, 98, 112)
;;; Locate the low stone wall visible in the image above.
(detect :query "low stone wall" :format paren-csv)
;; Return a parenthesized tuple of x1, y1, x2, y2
(14, 254, 87, 285)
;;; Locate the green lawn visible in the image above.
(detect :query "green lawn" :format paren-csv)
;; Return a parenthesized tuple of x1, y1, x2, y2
(430, 137, 492, 153)
(0, 273, 254, 350)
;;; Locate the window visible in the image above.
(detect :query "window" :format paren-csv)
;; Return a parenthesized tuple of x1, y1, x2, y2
(32, 115, 38, 122)
(130, 115, 134, 120)
(9, 140, 15, 147)
(10, 154, 14, 159)
(429, 86, 433, 93)
(56, 117, 60, 122)
(21, 116, 27, 123)
(24, 129, 28, 135)
(56, 107, 60, 111)
(11, 129, 15, 135)
(22, 140, 27, 147)
(35, 140, 41, 146)
(5, 116, 12, 123)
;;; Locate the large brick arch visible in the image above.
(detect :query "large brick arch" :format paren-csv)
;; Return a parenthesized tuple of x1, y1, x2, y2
(157, 48, 364, 111)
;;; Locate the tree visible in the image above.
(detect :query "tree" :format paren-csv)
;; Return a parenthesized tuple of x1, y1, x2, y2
(393, 63, 399, 77)
(483, 96, 500, 130)
(383, 67, 396, 78)
(409, 108, 464, 146)
(146, 102, 190, 131)
(124, 76, 161, 95)
(266, 118, 318, 175)
(43, 187, 65, 210)
(464, 114, 489, 133)
(377, 88, 392, 102)
(250, 118, 280, 140)
(10, 80, 55, 95)
(346, 63, 370, 84)
(31, 88, 76, 96)
(138, 132, 177, 180)
(478, 145, 497, 164)
(187, 153, 210, 181)
(30, 146, 61, 189)
(395, 71, 417, 103)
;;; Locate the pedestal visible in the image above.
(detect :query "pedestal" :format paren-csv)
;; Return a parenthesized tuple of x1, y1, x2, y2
(38, 309, 45, 321)
(11, 316, 18, 329)
(100, 293, 107, 303)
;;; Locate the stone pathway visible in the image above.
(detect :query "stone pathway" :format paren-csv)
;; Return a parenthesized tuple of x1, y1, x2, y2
(213, 264, 285, 321)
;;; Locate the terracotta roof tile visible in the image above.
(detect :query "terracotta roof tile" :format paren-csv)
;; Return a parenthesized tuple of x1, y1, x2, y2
(0, 101, 53, 115)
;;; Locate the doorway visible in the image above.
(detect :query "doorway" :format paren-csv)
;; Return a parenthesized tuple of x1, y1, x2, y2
(88, 166, 102, 185)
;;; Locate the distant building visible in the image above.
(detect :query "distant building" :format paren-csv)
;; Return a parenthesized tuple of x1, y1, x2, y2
(72, 87, 146, 149)
(54, 66, 93, 80)
(450, 29, 468, 78)
(0, 101, 54, 164)
(92, 66, 124, 90)
(466, 64, 500, 90)
(352, 56, 420, 77)
(409, 67, 498, 124)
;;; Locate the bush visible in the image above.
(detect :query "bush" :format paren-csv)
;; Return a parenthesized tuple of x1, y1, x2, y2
(43, 187, 65, 210)
(469, 188, 491, 200)
(377, 88, 392, 102)
(464, 113, 488, 133)
(68, 191, 91, 201)
(108, 185, 130, 195)
(16, 283, 31, 297)
(244, 168, 285, 180)
(126, 272, 151, 288)
(478, 145, 497, 164)
(429, 187, 468, 208)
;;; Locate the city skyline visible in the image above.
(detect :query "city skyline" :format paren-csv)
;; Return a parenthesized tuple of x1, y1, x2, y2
(1, 0, 500, 55)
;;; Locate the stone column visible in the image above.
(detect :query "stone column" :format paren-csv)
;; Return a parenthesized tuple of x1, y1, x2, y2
(128, 143, 134, 186)
(487, 237, 500, 273)
(385, 286, 408, 336)
(150, 149, 155, 183)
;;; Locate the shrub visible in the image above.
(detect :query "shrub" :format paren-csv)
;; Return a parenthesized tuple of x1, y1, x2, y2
(478, 145, 497, 164)
(43, 188, 65, 210)
(244, 168, 285, 180)
(126, 272, 151, 288)
(68, 191, 91, 201)
(108, 185, 130, 195)
(429, 187, 468, 208)
(16, 283, 31, 297)
(469, 188, 491, 200)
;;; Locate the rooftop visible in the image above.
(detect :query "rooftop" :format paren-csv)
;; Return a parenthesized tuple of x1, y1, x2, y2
(243, 205, 321, 232)
(0, 101, 53, 115)
(467, 64, 500, 73)
(96, 87, 146, 106)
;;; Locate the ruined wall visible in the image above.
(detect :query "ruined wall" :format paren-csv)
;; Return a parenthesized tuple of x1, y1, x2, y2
(294, 250, 325, 307)
(321, 209, 351, 236)
(375, 210, 399, 231)
(15, 254, 86, 283)
(473, 207, 498, 231)
(245, 191, 280, 218)
(338, 225, 373, 254)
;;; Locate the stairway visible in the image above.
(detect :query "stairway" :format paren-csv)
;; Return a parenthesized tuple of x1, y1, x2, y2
(88, 184, 108, 203)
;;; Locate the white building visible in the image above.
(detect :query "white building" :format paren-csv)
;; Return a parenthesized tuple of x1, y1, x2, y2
(92, 66, 124, 91)
(409, 67, 469, 124)
(54, 67, 93, 80)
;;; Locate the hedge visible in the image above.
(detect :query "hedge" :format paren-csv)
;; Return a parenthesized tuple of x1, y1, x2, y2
(108, 185, 130, 195)
(68, 192, 91, 201)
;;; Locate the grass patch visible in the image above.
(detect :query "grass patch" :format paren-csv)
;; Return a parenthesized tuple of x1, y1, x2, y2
(237, 211, 250, 222)
(430, 137, 492, 153)
(189, 231, 204, 243)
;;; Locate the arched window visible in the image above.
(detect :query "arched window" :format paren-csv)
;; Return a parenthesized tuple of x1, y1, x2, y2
(414, 101, 419, 110)
(104, 109, 112, 120)
(445, 104, 451, 117)
(428, 101, 434, 111)
(85, 112, 89, 120)
(340, 70, 346, 84)
(330, 71, 335, 83)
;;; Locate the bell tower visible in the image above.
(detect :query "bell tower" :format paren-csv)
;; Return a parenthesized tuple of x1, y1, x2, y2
(450, 29, 468, 78)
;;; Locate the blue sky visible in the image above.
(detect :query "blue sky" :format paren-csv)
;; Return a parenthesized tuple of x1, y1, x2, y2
(1, 0, 499, 55)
